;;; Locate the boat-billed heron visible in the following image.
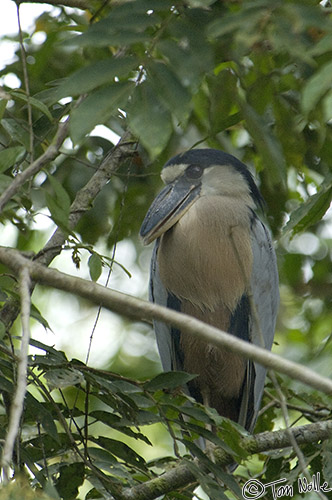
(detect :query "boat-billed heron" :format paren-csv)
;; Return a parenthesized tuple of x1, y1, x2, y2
(140, 149, 279, 432)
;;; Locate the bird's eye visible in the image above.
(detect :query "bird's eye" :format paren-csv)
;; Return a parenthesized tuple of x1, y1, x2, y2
(185, 165, 203, 179)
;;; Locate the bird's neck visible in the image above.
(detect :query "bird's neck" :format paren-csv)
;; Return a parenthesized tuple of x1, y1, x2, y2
(158, 196, 253, 312)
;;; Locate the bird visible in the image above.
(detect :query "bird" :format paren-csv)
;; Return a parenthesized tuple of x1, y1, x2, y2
(140, 148, 279, 432)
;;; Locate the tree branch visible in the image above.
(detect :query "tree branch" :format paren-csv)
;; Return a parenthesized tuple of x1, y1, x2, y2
(0, 267, 31, 480)
(123, 420, 332, 500)
(0, 116, 70, 214)
(37, 132, 136, 266)
(0, 246, 331, 396)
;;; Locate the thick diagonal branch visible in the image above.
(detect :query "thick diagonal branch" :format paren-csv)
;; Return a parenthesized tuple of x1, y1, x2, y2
(0, 246, 331, 396)
(37, 132, 135, 266)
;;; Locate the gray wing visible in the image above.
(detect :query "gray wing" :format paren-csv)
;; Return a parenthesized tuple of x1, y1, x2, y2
(246, 216, 279, 430)
(149, 240, 177, 372)
(149, 240, 205, 450)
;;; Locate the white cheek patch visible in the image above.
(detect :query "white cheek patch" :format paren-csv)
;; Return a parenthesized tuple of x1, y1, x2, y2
(161, 163, 187, 184)
(201, 165, 251, 199)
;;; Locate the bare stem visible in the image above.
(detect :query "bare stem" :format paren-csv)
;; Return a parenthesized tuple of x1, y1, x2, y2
(17, 4, 34, 161)
(0, 116, 70, 213)
(1, 268, 31, 480)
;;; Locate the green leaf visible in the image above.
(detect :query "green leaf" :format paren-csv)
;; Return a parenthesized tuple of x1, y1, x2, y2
(68, 0, 170, 49)
(10, 90, 53, 121)
(26, 393, 59, 443)
(239, 100, 287, 188)
(218, 419, 249, 459)
(0, 374, 14, 392)
(184, 455, 230, 500)
(88, 253, 103, 282)
(54, 463, 85, 500)
(90, 410, 121, 427)
(283, 178, 332, 237)
(30, 302, 51, 330)
(29, 338, 68, 361)
(308, 32, 332, 57)
(302, 60, 332, 114)
(208, 5, 264, 38)
(178, 405, 215, 424)
(144, 371, 197, 392)
(85, 487, 107, 499)
(44, 368, 84, 390)
(1, 119, 30, 150)
(47, 174, 71, 213)
(0, 146, 26, 173)
(86, 452, 132, 484)
(73, 30, 149, 48)
(185, 443, 241, 498)
(127, 82, 173, 158)
(69, 17, 151, 48)
(147, 61, 191, 122)
(92, 437, 147, 471)
(160, 13, 214, 89)
(69, 82, 134, 143)
(87, 447, 117, 466)
(56, 57, 137, 98)
(0, 321, 5, 340)
(207, 70, 241, 133)
(109, 379, 141, 394)
(45, 173, 71, 232)
(0, 99, 8, 121)
(90, 410, 152, 445)
(45, 192, 70, 233)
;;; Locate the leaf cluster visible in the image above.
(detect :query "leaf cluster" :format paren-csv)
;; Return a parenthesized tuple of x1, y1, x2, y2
(0, 339, 251, 499)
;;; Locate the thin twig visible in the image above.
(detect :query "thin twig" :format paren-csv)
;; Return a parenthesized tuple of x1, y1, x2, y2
(17, 3, 34, 162)
(263, 390, 330, 418)
(0, 116, 70, 213)
(84, 160, 132, 364)
(1, 267, 31, 480)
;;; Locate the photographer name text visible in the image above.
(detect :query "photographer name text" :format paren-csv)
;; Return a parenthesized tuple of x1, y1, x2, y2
(242, 473, 331, 499)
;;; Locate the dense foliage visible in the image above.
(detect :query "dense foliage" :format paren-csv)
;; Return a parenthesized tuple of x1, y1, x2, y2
(0, 0, 331, 499)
